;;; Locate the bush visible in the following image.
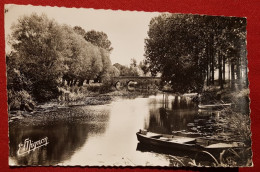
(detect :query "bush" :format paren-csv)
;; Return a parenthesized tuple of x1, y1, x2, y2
(8, 89, 35, 111)
(85, 82, 112, 94)
(220, 107, 251, 145)
(58, 86, 84, 102)
(98, 84, 112, 94)
(85, 84, 101, 92)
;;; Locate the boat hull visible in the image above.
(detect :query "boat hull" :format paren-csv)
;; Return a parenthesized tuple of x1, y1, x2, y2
(136, 131, 242, 154)
(137, 132, 203, 152)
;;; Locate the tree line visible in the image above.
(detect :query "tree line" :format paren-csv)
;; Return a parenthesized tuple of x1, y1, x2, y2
(144, 13, 247, 93)
(6, 13, 119, 105)
(113, 58, 150, 77)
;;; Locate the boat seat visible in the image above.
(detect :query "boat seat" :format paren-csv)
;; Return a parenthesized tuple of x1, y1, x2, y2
(169, 137, 196, 144)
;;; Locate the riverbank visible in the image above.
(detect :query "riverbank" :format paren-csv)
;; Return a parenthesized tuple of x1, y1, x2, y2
(199, 86, 251, 146)
(203, 87, 249, 114)
(8, 89, 162, 123)
(8, 94, 111, 122)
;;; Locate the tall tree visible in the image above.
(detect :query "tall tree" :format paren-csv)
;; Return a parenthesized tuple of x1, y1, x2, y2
(145, 14, 208, 93)
(9, 13, 67, 101)
(71, 26, 114, 84)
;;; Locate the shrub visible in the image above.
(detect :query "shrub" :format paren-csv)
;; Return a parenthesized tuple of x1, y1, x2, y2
(86, 84, 101, 92)
(8, 89, 35, 111)
(220, 107, 251, 145)
(32, 80, 61, 102)
(85, 82, 112, 94)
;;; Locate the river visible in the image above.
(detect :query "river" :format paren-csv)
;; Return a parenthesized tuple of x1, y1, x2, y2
(8, 93, 247, 166)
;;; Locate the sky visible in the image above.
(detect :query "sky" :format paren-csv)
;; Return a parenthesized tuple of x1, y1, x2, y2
(4, 4, 160, 66)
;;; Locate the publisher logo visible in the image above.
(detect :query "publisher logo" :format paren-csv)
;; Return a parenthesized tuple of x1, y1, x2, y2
(17, 137, 49, 156)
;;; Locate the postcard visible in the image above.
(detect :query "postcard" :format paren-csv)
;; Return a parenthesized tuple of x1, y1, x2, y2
(5, 4, 252, 167)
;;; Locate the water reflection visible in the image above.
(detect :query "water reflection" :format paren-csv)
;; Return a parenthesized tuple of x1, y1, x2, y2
(136, 142, 195, 166)
(9, 106, 110, 165)
(145, 94, 199, 135)
(145, 93, 246, 142)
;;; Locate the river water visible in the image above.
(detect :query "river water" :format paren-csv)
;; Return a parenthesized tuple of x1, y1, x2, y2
(8, 93, 246, 166)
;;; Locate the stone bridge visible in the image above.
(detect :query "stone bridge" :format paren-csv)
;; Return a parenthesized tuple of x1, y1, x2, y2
(112, 76, 161, 90)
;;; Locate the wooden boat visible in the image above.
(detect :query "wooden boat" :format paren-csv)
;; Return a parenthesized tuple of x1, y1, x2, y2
(198, 103, 231, 110)
(136, 130, 245, 154)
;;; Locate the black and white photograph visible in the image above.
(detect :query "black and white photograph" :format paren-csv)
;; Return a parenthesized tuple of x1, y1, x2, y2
(5, 4, 252, 167)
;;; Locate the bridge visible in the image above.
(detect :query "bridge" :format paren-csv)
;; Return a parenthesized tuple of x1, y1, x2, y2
(112, 76, 161, 90)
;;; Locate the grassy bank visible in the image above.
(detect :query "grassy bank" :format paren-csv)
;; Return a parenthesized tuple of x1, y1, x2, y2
(201, 85, 250, 114)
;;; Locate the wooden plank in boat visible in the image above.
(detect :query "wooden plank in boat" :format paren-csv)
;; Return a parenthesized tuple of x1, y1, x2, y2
(169, 137, 196, 143)
(206, 143, 235, 148)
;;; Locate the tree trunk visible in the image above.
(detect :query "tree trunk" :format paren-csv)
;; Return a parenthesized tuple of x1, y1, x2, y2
(236, 57, 241, 80)
(61, 77, 65, 86)
(223, 55, 226, 84)
(73, 79, 77, 86)
(218, 54, 223, 89)
(211, 54, 214, 85)
(231, 62, 235, 89)
(206, 64, 209, 86)
(236, 57, 242, 89)
(210, 35, 215, 85)
(206, 47, 210, 86)
(228, 60, 231, 88)
(94, 78, 99, 83)
(78, 80, 84, 87)
(68, 80, 73, 87)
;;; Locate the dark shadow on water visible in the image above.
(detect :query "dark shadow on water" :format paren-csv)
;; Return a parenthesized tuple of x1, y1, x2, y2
(9, 106, 110, 166)
(9, 123, 92, 165)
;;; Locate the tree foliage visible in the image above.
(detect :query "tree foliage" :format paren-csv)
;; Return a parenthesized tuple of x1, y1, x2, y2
(73, 26, 86, 37)
(113, 63, 140, 76)
(7, 13, 114, 104)
(85, 30, 113, 52)
(9, 13, 67, 101)
(144, 14, 247, 93)
(139, 60, 150, 76)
